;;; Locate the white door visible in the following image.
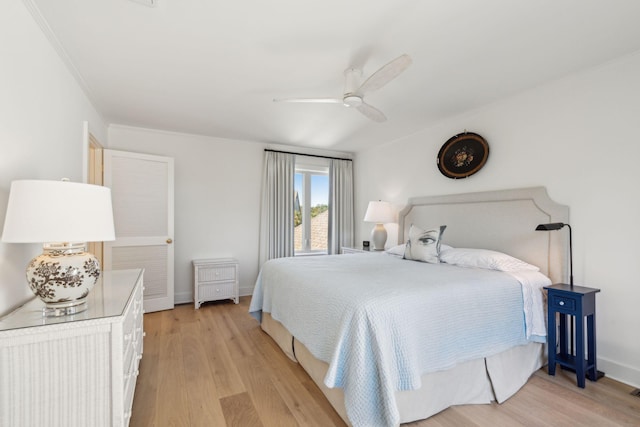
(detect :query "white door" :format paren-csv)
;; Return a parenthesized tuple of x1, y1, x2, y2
(103, 149, 175, 312)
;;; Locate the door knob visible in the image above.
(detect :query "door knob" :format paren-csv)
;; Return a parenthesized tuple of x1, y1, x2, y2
(166, 238, 173, 244)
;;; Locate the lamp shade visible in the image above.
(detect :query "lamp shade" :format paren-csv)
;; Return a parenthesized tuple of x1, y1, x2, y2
(363, 201, 393, 224)
(535, 222, 565, 231)
(2, 180, 115, 243)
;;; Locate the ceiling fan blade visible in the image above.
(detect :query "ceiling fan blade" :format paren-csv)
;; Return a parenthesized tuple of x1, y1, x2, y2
(356, 54, 412, 96)
(273, 97, 343, 104)
(356, 102, 387, 122)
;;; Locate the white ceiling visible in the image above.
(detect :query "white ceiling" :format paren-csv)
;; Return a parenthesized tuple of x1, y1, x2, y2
(28, 0, 640, 152)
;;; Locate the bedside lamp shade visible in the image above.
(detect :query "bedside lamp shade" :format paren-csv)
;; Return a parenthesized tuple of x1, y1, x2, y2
(2, 180, 115, 243)
(2, 180, 116, 316)
(364, 201, 393, 251)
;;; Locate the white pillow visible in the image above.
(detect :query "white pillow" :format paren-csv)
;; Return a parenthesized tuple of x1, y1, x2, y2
(385, 244, 406, 257)
(387, 241, 453, 258)
(403, 224, 446, 264)
(440, 248, 539, 272)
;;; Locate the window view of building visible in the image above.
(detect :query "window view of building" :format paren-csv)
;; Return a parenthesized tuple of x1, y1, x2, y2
(294, 169, 328, 255)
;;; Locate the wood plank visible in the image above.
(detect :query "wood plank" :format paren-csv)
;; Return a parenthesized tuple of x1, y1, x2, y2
(180, 318, 227, 426)
(129, 334, 160, 427)
(220, 392, 264, 427)
(130, 309, 164, 426)
(198, 305, 247, 398)
(154, 330, 191, 426)
(232, 355, 299, 427)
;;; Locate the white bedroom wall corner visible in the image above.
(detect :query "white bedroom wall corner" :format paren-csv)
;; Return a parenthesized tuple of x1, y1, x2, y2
(22, 0, 99, 115)
(0, 0, 108, 315)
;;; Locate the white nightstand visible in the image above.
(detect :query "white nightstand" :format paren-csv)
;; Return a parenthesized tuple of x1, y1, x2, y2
(193, 258, 239, 309)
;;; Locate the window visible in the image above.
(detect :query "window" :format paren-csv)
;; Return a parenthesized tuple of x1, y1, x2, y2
(294, 162, 329, 255)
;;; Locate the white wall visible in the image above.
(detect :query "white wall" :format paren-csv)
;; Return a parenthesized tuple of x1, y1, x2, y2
(107, 126, 264, 303)
(108, 126, 353, 304)
(0, 0, 107, 315)
(354, 51, 640, 388)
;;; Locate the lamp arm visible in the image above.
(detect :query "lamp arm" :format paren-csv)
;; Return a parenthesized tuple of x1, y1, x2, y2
(565, 223, 573, 286)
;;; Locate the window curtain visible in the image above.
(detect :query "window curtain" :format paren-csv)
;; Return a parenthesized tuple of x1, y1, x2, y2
(328, 158, 354, 254)
(258, 151, 296, 267)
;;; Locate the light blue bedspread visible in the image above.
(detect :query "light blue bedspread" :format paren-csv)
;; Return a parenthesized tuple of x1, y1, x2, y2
(249, 254, 549, 427)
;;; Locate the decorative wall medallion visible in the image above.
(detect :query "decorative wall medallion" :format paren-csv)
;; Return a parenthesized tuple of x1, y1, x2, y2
(437, 132, 489, 179)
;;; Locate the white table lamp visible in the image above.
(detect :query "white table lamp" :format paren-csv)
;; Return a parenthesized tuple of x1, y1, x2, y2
(2, 180, 115, 316)
(363, 200, 393, 251)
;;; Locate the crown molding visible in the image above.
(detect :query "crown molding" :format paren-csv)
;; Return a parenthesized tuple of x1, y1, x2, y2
(21, 0, 97, 108)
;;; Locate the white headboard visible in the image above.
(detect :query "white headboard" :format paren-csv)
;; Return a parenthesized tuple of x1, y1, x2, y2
(398, 187, 569, 284)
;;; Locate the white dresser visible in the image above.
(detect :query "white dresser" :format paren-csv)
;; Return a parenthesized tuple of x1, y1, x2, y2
(0, 269, 144, 427)
(193, 258, 239, 309)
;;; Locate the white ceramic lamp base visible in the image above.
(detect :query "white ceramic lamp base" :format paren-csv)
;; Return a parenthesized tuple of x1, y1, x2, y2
(26, 243, 101, 316)
(370, 223, 388, 251)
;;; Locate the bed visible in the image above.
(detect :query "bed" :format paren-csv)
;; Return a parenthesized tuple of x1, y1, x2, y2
(249, 187, 569, 426)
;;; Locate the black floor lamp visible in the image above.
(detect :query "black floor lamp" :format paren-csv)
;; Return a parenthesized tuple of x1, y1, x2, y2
(535, 222, 575, 356)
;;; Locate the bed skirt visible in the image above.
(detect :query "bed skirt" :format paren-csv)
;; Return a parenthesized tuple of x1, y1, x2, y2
(262, 312, 545, 426)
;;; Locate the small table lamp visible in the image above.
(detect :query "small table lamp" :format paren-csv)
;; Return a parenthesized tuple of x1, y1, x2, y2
(2, 180, 115, 316)
(364, 200, 393, 251)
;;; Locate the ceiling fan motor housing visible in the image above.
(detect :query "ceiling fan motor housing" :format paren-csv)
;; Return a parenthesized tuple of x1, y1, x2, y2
(343, 95, 363, 107)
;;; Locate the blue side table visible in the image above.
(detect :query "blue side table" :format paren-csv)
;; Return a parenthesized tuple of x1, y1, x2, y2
(544, 283, 601, 388)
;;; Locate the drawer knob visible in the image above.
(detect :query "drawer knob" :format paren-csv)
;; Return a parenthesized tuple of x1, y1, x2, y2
(559, 301, 565, 306)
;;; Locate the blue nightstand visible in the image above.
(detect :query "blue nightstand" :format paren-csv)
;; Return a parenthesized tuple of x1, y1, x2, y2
(544, 283, 601, 388)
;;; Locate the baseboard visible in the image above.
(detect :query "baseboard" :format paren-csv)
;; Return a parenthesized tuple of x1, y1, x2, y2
(598, 357, 640, 389)
(174, 288, 253, 306)
(174, 291, 192, 305)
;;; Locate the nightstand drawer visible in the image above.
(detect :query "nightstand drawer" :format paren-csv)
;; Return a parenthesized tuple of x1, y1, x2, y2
(198, 265, 236, 282)
(199, 282, 235, 300)
(549, 294, 577, 312)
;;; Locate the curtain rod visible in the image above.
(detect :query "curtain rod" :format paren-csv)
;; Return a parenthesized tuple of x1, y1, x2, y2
(264, 148, 352, 162)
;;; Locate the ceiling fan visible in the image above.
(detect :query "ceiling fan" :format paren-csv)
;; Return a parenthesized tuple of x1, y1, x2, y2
(274, 54, 412, 122)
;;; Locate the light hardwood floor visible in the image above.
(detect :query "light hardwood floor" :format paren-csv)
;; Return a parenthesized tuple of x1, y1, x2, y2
(131, 297, 640, 427)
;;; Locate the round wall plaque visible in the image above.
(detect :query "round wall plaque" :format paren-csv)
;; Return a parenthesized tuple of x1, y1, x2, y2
(437, 132, 489, 179)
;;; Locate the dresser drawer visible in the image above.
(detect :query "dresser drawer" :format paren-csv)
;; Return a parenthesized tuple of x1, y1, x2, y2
(122, 290, 138, 373)
(549, 293, 577, 312)
(123, 351, 141, 421)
